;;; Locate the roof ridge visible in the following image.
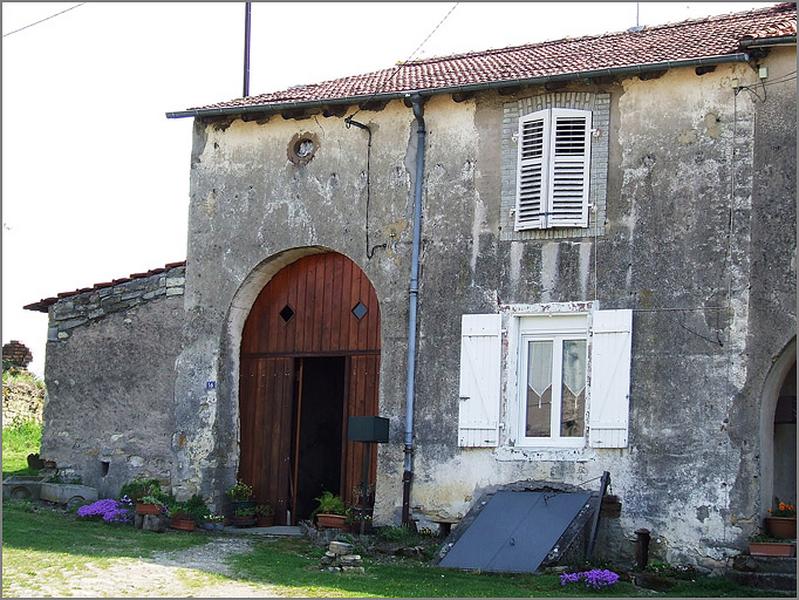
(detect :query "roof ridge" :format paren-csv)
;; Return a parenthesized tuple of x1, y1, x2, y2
(401, 2, 795, 67)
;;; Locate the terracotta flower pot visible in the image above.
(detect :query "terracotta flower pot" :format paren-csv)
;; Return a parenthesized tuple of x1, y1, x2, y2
(317, 513, 347, 530)
(135, 503, 161, 516)
(764, 517, 796, 539)
(256, 515, 274, 527)
(749, 541, 796, 557)
(170, 517, 196, 532)
(231, 515, 256, 528)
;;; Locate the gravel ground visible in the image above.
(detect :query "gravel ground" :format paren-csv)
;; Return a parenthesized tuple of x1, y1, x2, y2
(5, 535, 287, 598)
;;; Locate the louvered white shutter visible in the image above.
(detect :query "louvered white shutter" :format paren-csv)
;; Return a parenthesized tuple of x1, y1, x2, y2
(515, 111, 549, 231)
(547, 108, 591, 228)
(588, 309, 632, 448)
(458, 314, 502, 447)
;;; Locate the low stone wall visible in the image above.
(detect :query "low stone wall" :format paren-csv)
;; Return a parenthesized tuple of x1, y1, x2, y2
(47, 266, 185, 341)
(41, 266, 185, 497)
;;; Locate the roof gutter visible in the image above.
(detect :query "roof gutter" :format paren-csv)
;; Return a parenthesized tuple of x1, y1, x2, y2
(739, 35, 796, 48)
(165, 53, 750, 120)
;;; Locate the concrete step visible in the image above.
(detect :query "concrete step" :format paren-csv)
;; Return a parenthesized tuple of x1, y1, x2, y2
(222, 525, 303, 537)
(732, 554, 797, 575)
(727, 570, 797, 593)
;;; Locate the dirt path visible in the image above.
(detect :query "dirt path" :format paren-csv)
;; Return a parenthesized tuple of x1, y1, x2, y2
(7, 535, 289, 598)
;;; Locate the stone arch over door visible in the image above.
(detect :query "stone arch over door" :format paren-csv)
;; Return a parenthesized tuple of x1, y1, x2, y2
(759, 337, 796, 516)
(234, 250, 381, 524)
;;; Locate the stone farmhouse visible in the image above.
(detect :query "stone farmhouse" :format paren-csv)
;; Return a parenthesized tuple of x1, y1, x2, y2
(25, 3, 796, 568)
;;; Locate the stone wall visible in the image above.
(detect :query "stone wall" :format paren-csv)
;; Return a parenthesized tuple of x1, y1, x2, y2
(172, 55, 794, 569)
(41, 266, 185, 497)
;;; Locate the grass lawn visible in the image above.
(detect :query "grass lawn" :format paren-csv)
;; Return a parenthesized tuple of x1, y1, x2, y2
(1, 501, 210, 596)
(2, 419, 42, 478)
(2, 501, 783, 598)
(0, 417, 785, 597)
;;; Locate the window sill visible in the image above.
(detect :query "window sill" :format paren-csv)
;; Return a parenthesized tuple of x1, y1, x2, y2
(494, 444, 596, 463)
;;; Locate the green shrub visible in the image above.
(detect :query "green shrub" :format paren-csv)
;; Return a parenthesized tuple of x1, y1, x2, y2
(2, 420, 42, 476)
(119, 478, 162, 502)
(312, 490, 346, 516)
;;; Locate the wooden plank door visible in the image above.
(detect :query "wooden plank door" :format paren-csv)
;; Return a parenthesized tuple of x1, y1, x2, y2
(342, 354, 381, 506)
(239, 356, 294, 524)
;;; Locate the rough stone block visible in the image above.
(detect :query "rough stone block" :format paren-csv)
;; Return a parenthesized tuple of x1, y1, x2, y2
(328, 541, 354, 555)
(142, 514, 167, 532)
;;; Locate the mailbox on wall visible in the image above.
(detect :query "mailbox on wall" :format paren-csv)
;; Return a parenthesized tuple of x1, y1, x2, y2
(347, 416, 389, 443)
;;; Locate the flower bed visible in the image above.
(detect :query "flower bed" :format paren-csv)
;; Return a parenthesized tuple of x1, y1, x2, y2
(560, 568, 620, 591)
(76, 498, 132, 524)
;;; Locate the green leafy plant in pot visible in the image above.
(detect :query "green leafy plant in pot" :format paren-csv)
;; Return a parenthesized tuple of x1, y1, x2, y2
(232, 505, 257, 528)
(166, 500, 196, 532)
(312, 490, 348, 530)
(255, 503, 275, 527)
(226, 480, 255, 510)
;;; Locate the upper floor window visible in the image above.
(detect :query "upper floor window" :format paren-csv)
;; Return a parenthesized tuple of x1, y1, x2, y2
(515, 108, 592, 231)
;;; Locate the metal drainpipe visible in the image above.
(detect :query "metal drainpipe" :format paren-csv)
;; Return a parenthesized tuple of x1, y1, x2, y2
(401, 94, 426, 526)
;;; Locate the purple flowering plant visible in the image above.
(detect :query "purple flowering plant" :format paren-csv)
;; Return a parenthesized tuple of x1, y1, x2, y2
(76, 498, 133, 524)
(560, 569, 620, 591)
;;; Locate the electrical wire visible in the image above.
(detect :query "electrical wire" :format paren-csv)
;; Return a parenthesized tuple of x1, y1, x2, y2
(3, 3, 86, 38)
(347, 2, 459, 121)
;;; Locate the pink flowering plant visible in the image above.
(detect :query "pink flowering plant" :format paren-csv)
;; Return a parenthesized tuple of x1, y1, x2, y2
(76, 498, 133, 524)
(560, 569, 620, 590)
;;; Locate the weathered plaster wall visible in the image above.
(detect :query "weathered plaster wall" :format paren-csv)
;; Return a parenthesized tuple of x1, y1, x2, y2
(41, 267, 185, 497)
(739, 45, 797, 519)
(177, 56, 794, 568)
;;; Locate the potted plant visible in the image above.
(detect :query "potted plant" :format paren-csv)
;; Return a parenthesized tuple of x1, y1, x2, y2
(136, 494, 166, 516)
(167, 501, 196, 532)
(749, 533, 796, 557)
(765, 499, 796, 539)
(201, 513, 225, 531)
(312, 491, 347, 530)
(226, 480, 255, 512)
(122, 478, 168, 515)
(231, 505, 257, 528)
(255, 503, 275, 527)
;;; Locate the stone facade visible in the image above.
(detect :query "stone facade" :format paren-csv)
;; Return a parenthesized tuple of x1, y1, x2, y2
(30, 45, 795, 571)
(172, 52, 794, 570)
(39, 266, 185, 497)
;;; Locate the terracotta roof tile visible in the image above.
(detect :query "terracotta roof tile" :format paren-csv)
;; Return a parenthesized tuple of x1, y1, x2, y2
(184, 2, 795, 114)
(23, 260, 187, 313)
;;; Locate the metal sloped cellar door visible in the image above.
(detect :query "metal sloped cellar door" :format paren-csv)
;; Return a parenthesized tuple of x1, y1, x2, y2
(439, 490, 591, 573)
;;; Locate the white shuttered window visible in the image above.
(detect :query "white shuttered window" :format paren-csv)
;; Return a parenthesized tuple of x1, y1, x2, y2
(458, 314, 502, 447)
(515, 108, 592, 230)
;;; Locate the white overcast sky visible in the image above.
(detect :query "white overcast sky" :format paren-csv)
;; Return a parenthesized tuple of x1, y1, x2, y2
(2, 1, 773, 376)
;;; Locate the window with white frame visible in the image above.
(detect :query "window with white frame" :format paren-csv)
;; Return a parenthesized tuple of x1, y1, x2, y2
(457, 308, 633, 451)
(518, 313, 588, 446)
(515, 108, 592, 231)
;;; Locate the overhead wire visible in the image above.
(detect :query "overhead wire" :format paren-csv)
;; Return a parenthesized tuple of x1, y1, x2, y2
(347, 2, 459, 121)
(3, 3, 86, 38)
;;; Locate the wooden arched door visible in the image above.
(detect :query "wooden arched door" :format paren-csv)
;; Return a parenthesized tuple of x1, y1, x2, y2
(239, 252, 380, 524)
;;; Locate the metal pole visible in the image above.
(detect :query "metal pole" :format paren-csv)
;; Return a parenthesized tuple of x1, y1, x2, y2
(243, 2, 252, 97)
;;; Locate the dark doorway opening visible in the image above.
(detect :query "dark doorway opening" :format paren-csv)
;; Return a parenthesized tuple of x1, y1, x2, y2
(291, 356, 346, 521)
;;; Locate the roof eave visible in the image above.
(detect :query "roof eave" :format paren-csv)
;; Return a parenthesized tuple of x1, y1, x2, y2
(165, 52, 751, 120)
(739, 34, 797, 48)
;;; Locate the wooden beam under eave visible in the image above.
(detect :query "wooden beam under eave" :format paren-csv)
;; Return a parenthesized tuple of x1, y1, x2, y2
(497, 85, 522, 96)
(451, 91, 475, 103)
(544, 81, 569, 92)
(638, 69, 667, 81)
(357, 99, 390, 112)
(241, 112, 270, 122)
(281, 109, 311, 120)
(322, 105, 349, 118)
(587, 75, 617, 86)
